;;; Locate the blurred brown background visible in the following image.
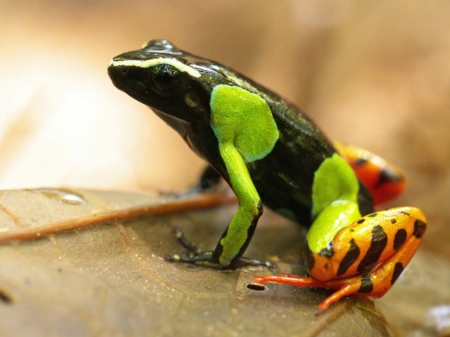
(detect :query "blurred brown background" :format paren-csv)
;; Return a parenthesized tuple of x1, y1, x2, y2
(1, 0, 449, 258)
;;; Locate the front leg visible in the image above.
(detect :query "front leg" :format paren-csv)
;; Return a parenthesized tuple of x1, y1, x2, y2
(165, 143, 266, 269)
(166, 84, 280, 269)
(211, 143, 263, 267)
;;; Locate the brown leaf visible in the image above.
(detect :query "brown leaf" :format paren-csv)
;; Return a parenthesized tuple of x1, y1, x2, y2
(0, 188, 393, 336)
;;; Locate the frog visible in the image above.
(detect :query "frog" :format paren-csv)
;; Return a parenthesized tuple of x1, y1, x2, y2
(108, 39, 427, 309)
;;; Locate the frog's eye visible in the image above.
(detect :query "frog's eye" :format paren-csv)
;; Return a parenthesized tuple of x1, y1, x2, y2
(150, 64, 181, 92)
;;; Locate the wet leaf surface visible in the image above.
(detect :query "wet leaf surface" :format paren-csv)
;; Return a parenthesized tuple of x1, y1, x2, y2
(0, 188, 446, 336)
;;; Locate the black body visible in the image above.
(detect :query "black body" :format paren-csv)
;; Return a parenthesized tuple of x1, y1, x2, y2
(108, 40, 374, 226)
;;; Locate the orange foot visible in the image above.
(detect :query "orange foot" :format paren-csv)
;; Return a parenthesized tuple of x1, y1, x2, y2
(254, 273, 370, 310)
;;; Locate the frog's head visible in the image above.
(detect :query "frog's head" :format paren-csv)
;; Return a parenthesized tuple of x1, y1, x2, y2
(108, 39, 223, 128)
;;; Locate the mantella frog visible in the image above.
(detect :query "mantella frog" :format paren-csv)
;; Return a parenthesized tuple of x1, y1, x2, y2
(108, 40, 427, 310)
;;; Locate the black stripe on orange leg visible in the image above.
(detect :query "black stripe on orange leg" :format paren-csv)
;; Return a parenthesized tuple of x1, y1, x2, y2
(391, 262, 404, 285)
(355, 158, 368, 167)
(337, 239, 361, 276)
(393, 228, 407, 250)
(374, 167, 402, 188)
(357, 225, 388, 273)
(358, 274, 374, 293)
(413, 220, 426, 238)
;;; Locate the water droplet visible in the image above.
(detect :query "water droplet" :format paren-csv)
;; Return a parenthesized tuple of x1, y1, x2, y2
(32, 188, 86, 205)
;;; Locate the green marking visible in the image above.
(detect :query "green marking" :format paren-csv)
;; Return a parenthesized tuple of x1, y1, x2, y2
(307, 201, 361, 253)
(216, 143, 261, 265)
(108, 57, 201, 78)
(311, 153, 359, 217)
(208, 85, 278, 266)
(307, 153, 362, 253)
(210, 85, 279, 162)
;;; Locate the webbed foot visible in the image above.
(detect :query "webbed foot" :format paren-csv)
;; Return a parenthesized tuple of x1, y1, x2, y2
(164, 228, 275, 270)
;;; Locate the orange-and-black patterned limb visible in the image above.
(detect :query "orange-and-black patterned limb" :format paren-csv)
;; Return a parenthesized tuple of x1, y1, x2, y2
(334, 141, 406, 205)
(254, 207, 427, 310)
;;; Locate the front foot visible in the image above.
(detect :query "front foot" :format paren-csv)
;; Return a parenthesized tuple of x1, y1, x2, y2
(164, 228, 275, 270)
